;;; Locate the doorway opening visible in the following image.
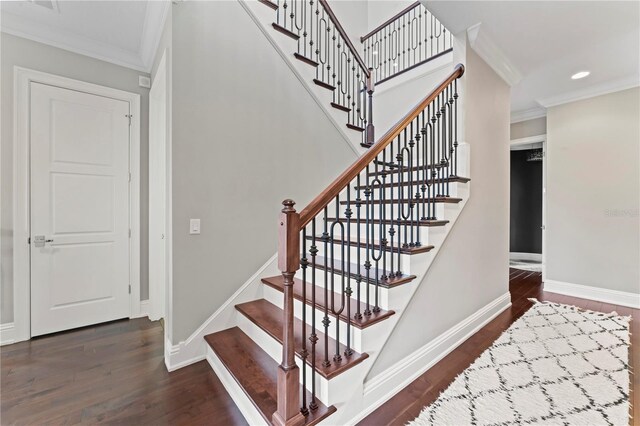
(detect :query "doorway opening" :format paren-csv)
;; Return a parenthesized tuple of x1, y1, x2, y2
(510, 136, 546, 275)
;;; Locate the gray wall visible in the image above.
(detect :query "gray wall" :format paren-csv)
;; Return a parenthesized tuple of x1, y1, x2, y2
(368, 46, 511, 378)
(0, 33, 151, 324)
(170, 1, 357, 342)
(511, 116, 547, 140)
(546, 87, 640, 294)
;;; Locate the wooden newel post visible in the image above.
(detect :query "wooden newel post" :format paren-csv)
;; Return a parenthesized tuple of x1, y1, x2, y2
(366, 67, 375, 146)
(273, 199, 305, 426)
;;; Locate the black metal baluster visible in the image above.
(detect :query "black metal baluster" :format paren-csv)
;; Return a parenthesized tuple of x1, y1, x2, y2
(388, 141, 396, 277)
(344, 184, 353, 356)
(414, 114, 421, 247)
(380, 150, 388, 283)
(321, 207, 330, 368)
(354, 174, 363, 320)
(453, 79, 459, 177)
(329, 195, 344, 363)
(309, 219, 318, 411)
(300, 226, 309, 415)
(363, 166, 372, 316)
(440, 91, 447, 198)
(370, 158, 383, 312)
(430, 103, 437, 219)
(445, 84, 453, 196)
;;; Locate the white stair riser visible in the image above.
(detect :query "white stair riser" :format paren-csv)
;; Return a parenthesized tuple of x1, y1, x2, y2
(263, 283, 400, 354)
(236, 312, 367, 407)
(362, 179, 465, 199)
(304, 268, 397, 310)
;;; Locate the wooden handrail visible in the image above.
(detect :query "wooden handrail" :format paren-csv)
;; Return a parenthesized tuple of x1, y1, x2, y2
(298, 63, 465, 228)
(360, 1, 421, 42)
(318, 0, 370, 77)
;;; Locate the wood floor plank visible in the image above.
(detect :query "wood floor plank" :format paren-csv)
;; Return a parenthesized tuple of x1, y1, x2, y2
(0, 318, 245, 425)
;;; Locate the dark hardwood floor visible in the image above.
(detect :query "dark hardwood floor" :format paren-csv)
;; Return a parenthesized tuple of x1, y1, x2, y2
(358, 268, 639, 426)
(1, 269, 636, 425)
(1, 319, 246, 425)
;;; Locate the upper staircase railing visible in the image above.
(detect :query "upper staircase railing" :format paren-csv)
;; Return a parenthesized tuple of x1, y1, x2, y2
(273, 63, 465, 426)
(361, 2, 453, 85)
(266, 0, 376, 145)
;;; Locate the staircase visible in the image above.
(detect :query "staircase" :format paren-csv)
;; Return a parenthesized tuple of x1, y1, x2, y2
(203, 2, 467, 425)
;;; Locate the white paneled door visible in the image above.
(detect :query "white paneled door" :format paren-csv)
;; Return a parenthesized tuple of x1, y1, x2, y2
(30, 82, 131, 336)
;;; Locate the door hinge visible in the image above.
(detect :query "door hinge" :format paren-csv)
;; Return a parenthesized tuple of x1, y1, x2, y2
(28, 237, 31, 244)
(125, 114, 132, 126)
(128, 229, 132, 238)
(128, 172, 132, 182)
(129, 284, 131, 294)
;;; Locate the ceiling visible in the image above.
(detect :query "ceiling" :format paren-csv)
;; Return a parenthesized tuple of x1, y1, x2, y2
(424, 1, 640, 121)
(1, 0, 169, 72)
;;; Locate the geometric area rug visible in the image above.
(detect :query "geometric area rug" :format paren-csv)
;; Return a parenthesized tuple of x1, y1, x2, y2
(408, 300, 631, 426)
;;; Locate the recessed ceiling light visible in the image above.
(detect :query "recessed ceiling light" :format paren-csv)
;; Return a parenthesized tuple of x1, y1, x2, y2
(372, 51, 378, 55)
(571, 71, 590, 80)
(393, 63, 398, 67)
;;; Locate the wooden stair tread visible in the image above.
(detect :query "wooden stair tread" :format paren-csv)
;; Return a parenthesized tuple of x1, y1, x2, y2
(205, 328, 336, 426)
(236, 300, 368, 379)
(338, 196, 462, 206)
(330, 102, 351, 113)
(346, 123, 365, 132)
(353, 176, 470, 190)
(258, 0, 278, 10)
(314, 255, 416, 288)
(294, 53, 319, 67)
(325, 217, 449, 227)
(305, 235, 434, 255)
(272, 23, 299, 40)
(313, 79, 335, 91)
(261, 276, 395, 329)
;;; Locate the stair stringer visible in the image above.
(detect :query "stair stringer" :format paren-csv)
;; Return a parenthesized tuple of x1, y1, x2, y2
(239, 0, 367, 155)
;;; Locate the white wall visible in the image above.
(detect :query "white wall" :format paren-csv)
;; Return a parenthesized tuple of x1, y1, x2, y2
(367, 0, 416, 35)
(330, 0, 368, 54)
(169, 1, 358, 342)
(546, 87, 640, 296)
(373, 54, 453, 135)
(511, 116, 547, 140)
(0, 32, 151, 325)
(367, 43, 511, 379)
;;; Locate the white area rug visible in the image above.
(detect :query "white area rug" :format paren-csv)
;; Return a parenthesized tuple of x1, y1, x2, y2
(409, 301, 630, 426)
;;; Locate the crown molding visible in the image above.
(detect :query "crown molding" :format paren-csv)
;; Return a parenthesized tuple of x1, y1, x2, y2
(537, 74, 640, 108)
(511, 106, 547, 123)
(139, 1, 170, 72)
(0, 1, 170, 73)
(467, 23, 522, 87)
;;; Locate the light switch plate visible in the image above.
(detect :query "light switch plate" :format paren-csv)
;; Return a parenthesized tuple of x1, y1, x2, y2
(190, 219, 200, 235)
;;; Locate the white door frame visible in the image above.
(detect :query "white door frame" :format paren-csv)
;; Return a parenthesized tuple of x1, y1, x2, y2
(149, 50, 168, 322)
(509, 134, 547, 279)
(13, 66, 141, 343)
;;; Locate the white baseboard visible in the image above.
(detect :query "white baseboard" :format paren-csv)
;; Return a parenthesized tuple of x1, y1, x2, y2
(349, 291, 512, 425)
(544, 279, 640, 309)
(510, 252, 542, 262)
(164, 253, 279, 372)
(0, 323, 16, 346)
